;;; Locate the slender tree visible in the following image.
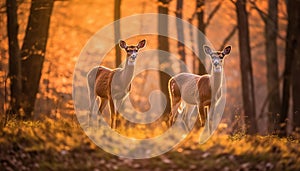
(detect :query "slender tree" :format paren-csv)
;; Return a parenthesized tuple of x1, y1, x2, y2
(20, 0, 54, 119)
(158, 0, 171, 115)
(265, 0, 281, 132)
(280, 0, 300, 136)
(176, 0, 186, 72)
(290, 0, 300, 134)
(114, 0, 122, 67)
(196, 0, 207, 75)
(235, 0, 258, 134)
(158, 0, 170, 53)
(6, 0, 22, 115)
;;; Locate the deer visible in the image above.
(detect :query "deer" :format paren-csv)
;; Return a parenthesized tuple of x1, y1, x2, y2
(87, 39, 146, 129)
(168, 45, 231, 131)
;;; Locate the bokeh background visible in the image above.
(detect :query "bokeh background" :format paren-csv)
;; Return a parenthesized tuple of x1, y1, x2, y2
(1, 0, 300, 170)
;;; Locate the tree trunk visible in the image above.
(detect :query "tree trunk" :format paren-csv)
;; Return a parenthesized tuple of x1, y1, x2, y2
(158, 0, 171, 115)
(280, 0, 300, 136)
(291, 0, 300, 134)
(20, 0, 54, 119)
(6, 0, 22, 115)
(176, 0, 186, 72)
(235, 0, 258, 134)
(265, 0, 281, 133)
(196, 0, 207, 75)
(114, 0, 121, 67)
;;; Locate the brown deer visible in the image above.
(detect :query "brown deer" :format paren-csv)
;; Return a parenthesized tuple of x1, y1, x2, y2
(168, 45, 231, 130)
(87, 39, 146, 129)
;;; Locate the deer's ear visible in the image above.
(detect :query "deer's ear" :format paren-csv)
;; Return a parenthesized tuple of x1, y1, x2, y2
(203, 45, 212, 55)
(119, 40, 127, 49)
(223, 46, 231, 55)
(137, 39, 146, 49)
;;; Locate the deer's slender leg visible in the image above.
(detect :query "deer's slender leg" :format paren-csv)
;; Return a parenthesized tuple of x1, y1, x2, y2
(169, 91, 181, 127)
(99, 98, 108, 114)
(203, 100, 211, 133)
(182, 103, 192, 131)
(198, 102, 206, 127)
(88, 100, 94, 127)
(168, 79, 181, 127)
(115, 111, 121, 130)
(205, 105, 212, 134)
(170, 101, 181, 126)
(88, 99, 95, 123)
(204, 105, 210, 122)
(88, 95, 98, 127)
(204, 105, 210, 131)
(96, 98, 108, 128)
(109, 98, 117, 130)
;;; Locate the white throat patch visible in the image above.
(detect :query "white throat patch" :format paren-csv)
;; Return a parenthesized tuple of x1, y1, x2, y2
(128, 60, 136, 65)
(214, 66, 222, 73)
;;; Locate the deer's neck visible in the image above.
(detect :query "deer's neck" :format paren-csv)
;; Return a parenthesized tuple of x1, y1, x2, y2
(111, 58, 135, 101)
(211, 69, 222, 97)
(120, 58, 135, 86)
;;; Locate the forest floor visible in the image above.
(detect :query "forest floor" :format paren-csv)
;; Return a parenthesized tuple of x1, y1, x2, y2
(1, 118, 300, 171)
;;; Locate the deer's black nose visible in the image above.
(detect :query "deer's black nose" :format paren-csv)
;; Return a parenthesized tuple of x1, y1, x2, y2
(131, 53, 137, 59)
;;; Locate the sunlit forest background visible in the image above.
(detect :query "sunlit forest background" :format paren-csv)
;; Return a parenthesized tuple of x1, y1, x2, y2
(1, 0, 300, 170)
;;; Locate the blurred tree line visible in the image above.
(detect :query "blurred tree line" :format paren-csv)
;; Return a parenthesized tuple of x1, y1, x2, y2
(4, 0, 300, 136)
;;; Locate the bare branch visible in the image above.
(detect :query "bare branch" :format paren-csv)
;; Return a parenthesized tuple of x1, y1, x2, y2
(278, 0, 287, 20)
(187, 1, 198, 22)
(249, 0, 268, 22)
(205, 0, 223, 29)
(249, 0, 286, 41)
(189, 11, 197, 22)
(219, 25, 237, 50)
(229, 0, 236, 5)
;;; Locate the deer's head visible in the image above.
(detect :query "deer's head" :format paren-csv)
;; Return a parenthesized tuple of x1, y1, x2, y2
(204, 45, 231, 73)
(119, 39, 146, 65)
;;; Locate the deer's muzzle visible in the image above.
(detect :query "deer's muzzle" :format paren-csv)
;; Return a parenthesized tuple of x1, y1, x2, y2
(129, 53, 137, 62)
